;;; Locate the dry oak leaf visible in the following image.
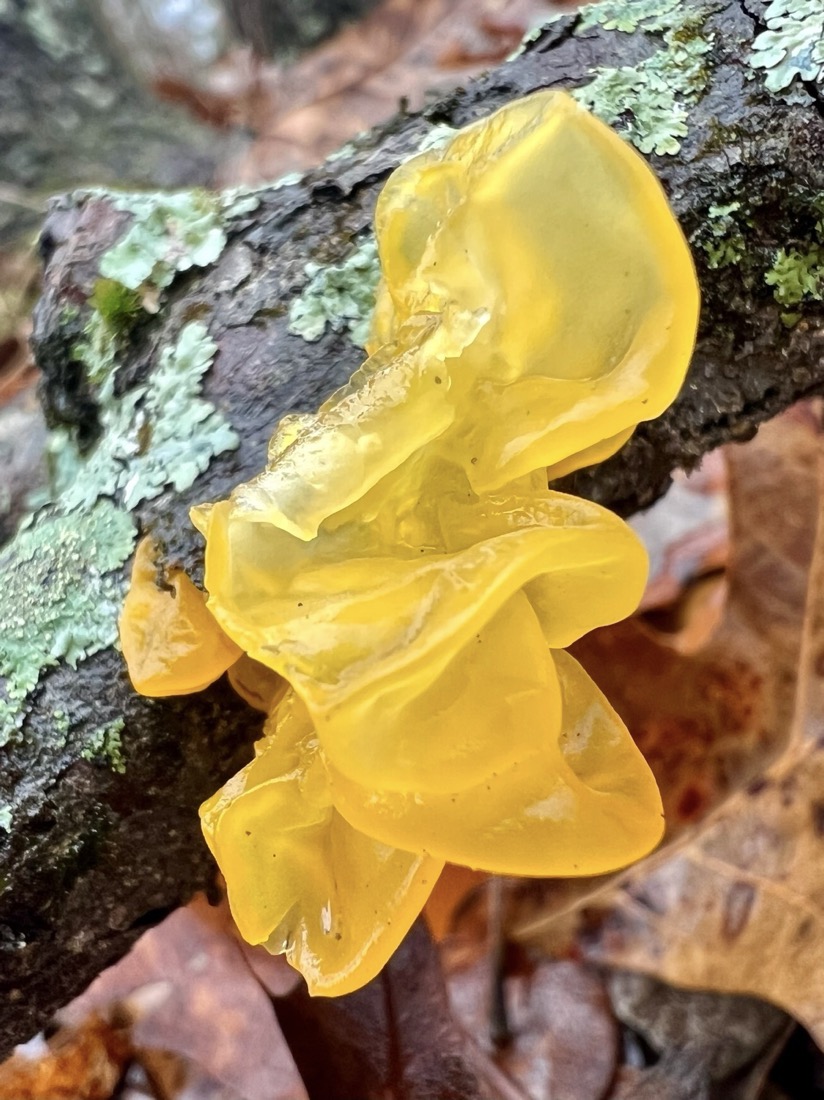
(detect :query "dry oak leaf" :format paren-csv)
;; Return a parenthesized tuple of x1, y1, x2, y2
(448, 958, 619, 1100)
(273, 918, 527, 1100)
(66, 895, 305, 1100)
(568, 406, 824, 1046)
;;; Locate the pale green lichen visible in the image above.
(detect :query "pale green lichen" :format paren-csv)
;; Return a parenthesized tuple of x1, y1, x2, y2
(325, 142, 359, 165)
(221, 175, 304, 221)
(0, 501, 136, 747)
(572, 0, 713, 155)
(273, 171, 305, 190)
(48, 321, 238, 512)
(1, 181, 246, 753)
(48, 186, 242, 511)
(0, 803, 12, 832)
(100, 191, 228, 293)
(221, 186, 265, 220)
(78, 182, 269, 295)
(750, 0, 824, 93)
(81, 718, 126, 773)
(699, 202, 749, 269)
(417, 124, 460, 154)
(52, 708, 71, 744)
(22, 0, 79, 62)
(294, 116, 541, 346)
(288, 234, 381, 347)
(577, 0, 683, 32)
(765, 242, 824, 323)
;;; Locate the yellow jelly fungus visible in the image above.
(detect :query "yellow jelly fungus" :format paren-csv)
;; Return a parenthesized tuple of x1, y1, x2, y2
(200, 691, 443, 995)
(227, 654, 288, 714)
(231, 93, 697, 542)
(120, 536, 241, 696)
(120, 90, 699, 995)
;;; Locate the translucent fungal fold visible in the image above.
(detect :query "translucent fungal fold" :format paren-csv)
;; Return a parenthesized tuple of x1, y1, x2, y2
(120, 90, 699, 996)
(120, 536, 241, 696)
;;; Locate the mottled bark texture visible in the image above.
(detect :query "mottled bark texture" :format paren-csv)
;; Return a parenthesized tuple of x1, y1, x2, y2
(3, 0, 824, 1056)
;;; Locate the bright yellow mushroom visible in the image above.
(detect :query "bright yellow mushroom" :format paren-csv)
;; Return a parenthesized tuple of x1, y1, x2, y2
(328, 649, 664, 876)
(227, 654, 288, 714)
(192, 480, 650, 797)
(230, 92, 698, 541)
(120, 90, 699, 996)
(201, 691, 443, 995)
(119, 536, 241, 696)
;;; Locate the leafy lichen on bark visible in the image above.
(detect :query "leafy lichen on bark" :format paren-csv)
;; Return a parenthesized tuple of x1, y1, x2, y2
(509, 0, 718, 156)
(285, 124, 468, 347)
(572, 0, 715, 155)
(686, 182, 824, 330)
(32, 186, 241, 444)
(80, 717, 126, 773)
(694, 202, 751, 269)
(0, 184, 245, 759)
(47, 320, 238, 512)
(93, 187, 262, 294)
(749, 0, 824, 92)
(0, 502, 136, 750)
(287, 232, 380, 346)
(763, 197, 824, 322)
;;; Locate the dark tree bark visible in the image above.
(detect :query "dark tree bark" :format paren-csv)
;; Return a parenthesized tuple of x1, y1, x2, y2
(2, 0, 824, 1056)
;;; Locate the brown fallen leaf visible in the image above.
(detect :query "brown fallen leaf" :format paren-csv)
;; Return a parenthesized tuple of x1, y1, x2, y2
(0, 984, 206, 1100)
(577, 403, 821, 834)
(641, 572, 728, 657)
(448, 957, 619, 1100)
(0, 245, 39, 406)
(633, 450, 729, 614)
(556, 404, 824, 1047)
(0, 383, 48, 546)
(425, 864, 489, 942)
(607, 970, 791, 1092)
(0, 1013, 133, 1100)
(65, 894, 306, 1100)
(272, 917, 527, 1100)
(609, 1057, 711, 1100)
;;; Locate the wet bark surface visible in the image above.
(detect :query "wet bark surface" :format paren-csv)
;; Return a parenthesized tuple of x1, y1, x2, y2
(2, 0, 824, 1056)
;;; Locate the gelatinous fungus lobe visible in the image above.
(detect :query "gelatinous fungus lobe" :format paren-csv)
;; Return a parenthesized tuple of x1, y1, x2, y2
(120, 90, 699, 995)
(120, 535, 241, 696)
